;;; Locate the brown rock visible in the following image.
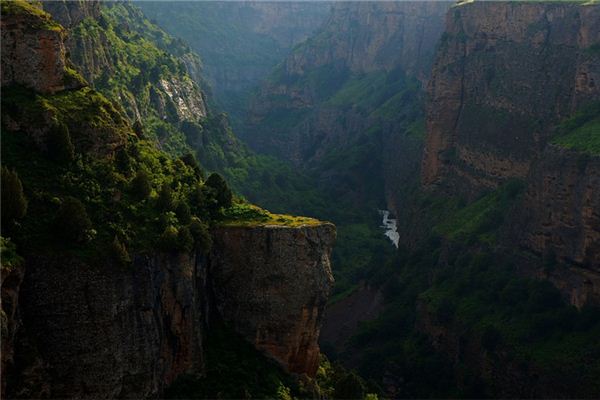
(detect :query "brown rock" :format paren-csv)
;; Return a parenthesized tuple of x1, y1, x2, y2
(422, 2, 600, 196)
(209, 224, 336, 377)
(0, 3, 78, 94)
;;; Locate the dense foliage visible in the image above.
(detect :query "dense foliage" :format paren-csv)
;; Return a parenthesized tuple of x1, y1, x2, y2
(0, 86, 234, 263)
(329, 182, 600, 398)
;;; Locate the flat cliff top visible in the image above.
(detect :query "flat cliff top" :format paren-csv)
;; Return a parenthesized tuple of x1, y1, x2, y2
(219, 202, 330, 228)
(1, 0, 63, 32)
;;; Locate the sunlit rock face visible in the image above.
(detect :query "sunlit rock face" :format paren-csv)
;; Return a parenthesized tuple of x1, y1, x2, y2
(0, 5, 76, 94)
(209, 224, 336, 377)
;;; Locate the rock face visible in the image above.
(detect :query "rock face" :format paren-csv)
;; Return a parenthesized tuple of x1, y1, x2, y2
(518, 146, 600, 269)
(209, 224, 335, 377)
(41, 0, 100, 28)
(0, 3, 78, 94)
(6, 254, 205, 399)
(422, 1, 600, 195)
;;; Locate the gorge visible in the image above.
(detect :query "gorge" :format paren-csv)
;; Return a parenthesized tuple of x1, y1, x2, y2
(2, 0, 600, 399)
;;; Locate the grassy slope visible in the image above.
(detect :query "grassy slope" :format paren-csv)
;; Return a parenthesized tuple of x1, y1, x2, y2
(551, 102, 600, 155)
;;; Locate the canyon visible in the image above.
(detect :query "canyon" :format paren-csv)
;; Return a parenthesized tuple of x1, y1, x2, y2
(1, 0, 599, 399)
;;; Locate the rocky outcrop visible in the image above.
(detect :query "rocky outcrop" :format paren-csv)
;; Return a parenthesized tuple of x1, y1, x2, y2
(209, 224, 335, 377)
(6, 253, 205, 399)
(41, 0, 100, 29)
(422, 1, 600, 195)
(0, 2, 81, 94)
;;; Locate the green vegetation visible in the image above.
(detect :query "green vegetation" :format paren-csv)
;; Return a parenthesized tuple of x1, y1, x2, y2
(0, 237, 23, 274)
(434, 179, 524, 245)
(0, 0, 63, 32)
(221, 201, 324, 228)
(1, 167, 28, 229)
(333, 182, 600, 397)
(551, 102, 600, 154)
(1, 84, 235, 263)
(69, 2, 204, 155)
(54, 197, 93, 243)
(47, 122, 75, 164)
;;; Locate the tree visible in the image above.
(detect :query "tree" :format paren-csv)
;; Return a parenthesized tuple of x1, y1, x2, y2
(205, 173, 232, 209)
(130, 170, 152, 200)
(54, 197, 92, 242)
(47, 122, 74, 163)
(334, 371, 366, 399)
(1, 167, 27, 229)
(179, 152, 203, 179)
(175, 201, 192, 225)
(157, 183, 174, 211)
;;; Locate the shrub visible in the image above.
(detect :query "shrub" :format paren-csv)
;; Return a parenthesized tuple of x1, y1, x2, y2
(47, 121, 74, 163)
(157, 183, 174, 211)
(54, 197, 92, 243)
(158, 225, 179, 252)
(1, 167, 27, 228)
(175, 201, 192, 225)
(130, 170, 152, 200)
(110, 235, 131, 266)
(334, 371, 366, 399)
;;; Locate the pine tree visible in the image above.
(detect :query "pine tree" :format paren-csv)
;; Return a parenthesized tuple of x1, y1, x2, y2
(1, 167, 28, 229)
(175, 201, 192, 224)
(130, 170, 152, 200)
(157, 183, 173, 211)
(205, 173, 232, 209)
(47, 122, 74, 163)
(55, 197, 92, 242)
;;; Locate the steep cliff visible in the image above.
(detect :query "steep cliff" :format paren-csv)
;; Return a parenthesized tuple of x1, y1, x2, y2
(422, 1, 600, 194)
(210, 224, 335, 377)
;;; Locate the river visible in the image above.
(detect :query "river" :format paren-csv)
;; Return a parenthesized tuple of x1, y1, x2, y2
(379, 210, 399, 248)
